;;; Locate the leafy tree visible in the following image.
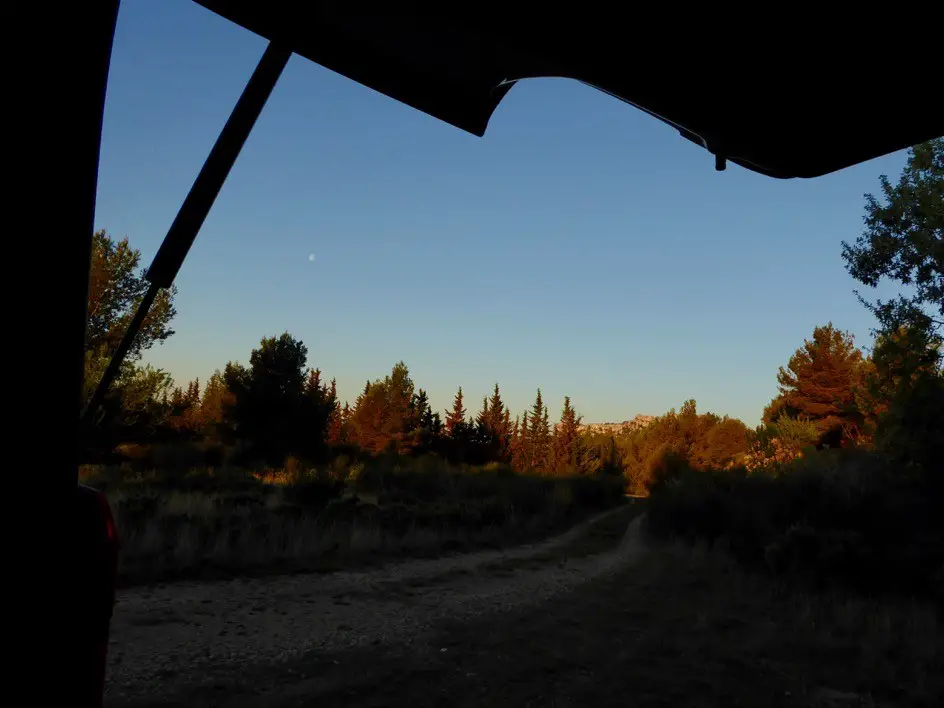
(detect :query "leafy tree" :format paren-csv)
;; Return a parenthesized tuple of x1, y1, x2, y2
(616, 402, 750, 491)
(842, 139, 943, 335)
(81, 232, 179, 449)
(222, 333, 326, 463)
(167, 379, 201, 435)
(86, 364, 175, 450)
(580, 432, 622, 477)
(697, 417, 749, 468)
(867, 326, 944, 475)
(766, 323, 867, 447)
(553, 396, 582, 473)
(842, 142, 944, 477)
(200, 370, 229, 436)
(86, 230, 177, 367)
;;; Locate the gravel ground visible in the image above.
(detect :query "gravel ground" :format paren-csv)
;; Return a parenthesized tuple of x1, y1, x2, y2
(105, 507, 645, 706)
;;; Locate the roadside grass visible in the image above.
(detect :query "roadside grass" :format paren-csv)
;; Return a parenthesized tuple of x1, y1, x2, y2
(81, 456, 626, 587)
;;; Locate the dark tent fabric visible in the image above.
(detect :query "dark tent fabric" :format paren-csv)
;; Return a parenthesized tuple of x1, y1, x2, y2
(193, 2, 942, 179)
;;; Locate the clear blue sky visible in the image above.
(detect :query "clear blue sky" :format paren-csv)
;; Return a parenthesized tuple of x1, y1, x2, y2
(95, 1, 908, 427)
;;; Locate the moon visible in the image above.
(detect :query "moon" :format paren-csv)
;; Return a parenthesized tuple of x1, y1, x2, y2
(308, 253, 316, 262)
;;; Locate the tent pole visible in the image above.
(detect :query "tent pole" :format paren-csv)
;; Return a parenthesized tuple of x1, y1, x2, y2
(82, 41, 292, 427)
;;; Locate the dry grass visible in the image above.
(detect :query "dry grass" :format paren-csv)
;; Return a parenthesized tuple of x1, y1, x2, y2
(85, 458, 626, 586)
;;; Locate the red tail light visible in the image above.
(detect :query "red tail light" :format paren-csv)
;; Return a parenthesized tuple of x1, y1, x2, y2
(95, 489, 119, 546)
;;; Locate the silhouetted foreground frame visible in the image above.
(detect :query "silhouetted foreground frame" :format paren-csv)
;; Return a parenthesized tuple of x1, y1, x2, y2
(67, 5, 942, 705)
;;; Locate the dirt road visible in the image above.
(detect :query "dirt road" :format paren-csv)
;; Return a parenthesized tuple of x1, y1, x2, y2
(105, 505, 643, 707)
(105, 502, 939, 707)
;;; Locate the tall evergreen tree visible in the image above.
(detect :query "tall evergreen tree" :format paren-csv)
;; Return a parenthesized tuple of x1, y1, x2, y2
(500, 406, 512, 459)
(337, 401, 352, 445)
(513, 411, 530, 470)
(349, 361, 417, 454)
(553, 396, 583, 473)
(486, 383, 511, 459)
(201, 372, 223, 419)
(445, 386, 468, 435)
(486, 384, 507, 433)
(765, 323, 867, 447)
(528, 389, 551, 470)
(540, 406, 551, 469)
(409, 388, 441, 452)
(476, 396, 490, 430)
(325, 379, 343, 446)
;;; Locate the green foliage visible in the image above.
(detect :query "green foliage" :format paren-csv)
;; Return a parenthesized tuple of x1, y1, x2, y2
(747, 415, 821, 470)
(86, 230, 177, 362)
(222, 333, 334, 464)
(867, 327, 944, 477)
(842, 138, 943, 335)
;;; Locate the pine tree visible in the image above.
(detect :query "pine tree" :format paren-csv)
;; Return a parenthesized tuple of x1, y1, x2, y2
(766, 323, 867, 447)
(528, 389, 551, 471)
(514, 411, 531, 470)
(338, 401, 352, 444)
(222, 332, 314, 462)
(445, 386, 467, 435)
(200, 369, 229, 437)
(476, 396, 490, 430)
(486, 383, 511, 459)
(500, 406, 512, 459)
(349, 362, 416, 454)
(409, 388, 441, 452)
(326, 379, 343, 446)
(487, 384, 505, 432)
(553, 395, 583, 473)
(305, 368, 323, 396)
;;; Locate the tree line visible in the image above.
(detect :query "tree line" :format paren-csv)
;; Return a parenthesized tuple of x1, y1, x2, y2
(84, 139, 943, 485)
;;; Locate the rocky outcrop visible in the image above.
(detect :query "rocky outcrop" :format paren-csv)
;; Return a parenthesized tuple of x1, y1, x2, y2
(578, 415, 655, 436)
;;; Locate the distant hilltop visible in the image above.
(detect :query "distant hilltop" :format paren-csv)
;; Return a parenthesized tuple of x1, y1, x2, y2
(577, 415, 656, 435)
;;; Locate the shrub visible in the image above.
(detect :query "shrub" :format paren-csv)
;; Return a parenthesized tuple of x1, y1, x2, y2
(103, 455, 626, 585)
(645, 449, 944, 601)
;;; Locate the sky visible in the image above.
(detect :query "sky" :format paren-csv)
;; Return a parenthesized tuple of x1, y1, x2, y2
(95, 1, 910, 427)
